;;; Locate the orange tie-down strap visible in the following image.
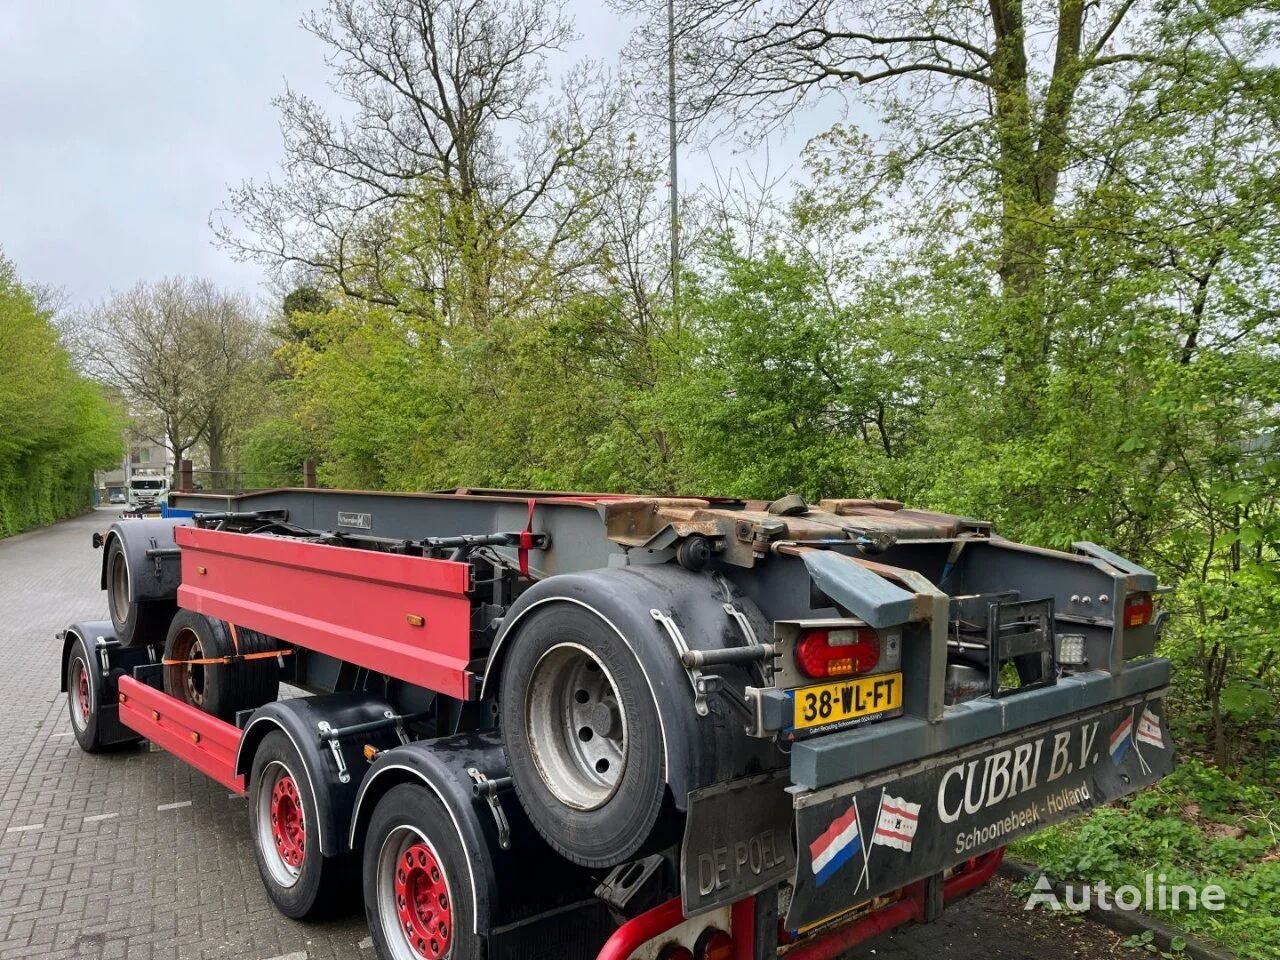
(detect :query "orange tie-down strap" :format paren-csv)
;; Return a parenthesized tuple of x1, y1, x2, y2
(161, 623, 295, 667)
(161, 649, 294, 667)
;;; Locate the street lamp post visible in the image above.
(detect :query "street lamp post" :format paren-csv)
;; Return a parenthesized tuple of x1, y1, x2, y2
(668, 0, 679, 337)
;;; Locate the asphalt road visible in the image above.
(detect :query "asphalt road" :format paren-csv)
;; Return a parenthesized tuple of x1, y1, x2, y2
(0, 509, 1134, 960)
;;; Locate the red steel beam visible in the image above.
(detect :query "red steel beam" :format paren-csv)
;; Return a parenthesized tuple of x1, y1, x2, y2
(175, 526, 476, 699)
(117, 676, 246, 794)
(594, 897, 686, 960)
(731, 895, 757, 960)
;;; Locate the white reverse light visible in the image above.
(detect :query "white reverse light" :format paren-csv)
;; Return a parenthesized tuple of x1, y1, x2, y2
(1057, 633, 1087, 666)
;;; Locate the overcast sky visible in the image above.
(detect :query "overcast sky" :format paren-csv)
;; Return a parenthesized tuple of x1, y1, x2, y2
(0, 2, 840, 312)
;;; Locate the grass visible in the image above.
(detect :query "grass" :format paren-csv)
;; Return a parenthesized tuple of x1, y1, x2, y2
(1011, 755, 1280, 959)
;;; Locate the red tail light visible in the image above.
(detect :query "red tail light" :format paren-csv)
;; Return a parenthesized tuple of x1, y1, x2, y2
(1124, 594, 1153, 628)
(794, 627, 880, 679)
(694, 928, 734, 960)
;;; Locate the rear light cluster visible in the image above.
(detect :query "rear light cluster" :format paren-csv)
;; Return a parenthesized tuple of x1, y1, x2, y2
(656, 928, 733, 960)
(695, 929, 734, 960)
(1124, 594, 1153, 628)
(794, 626, 880, 679)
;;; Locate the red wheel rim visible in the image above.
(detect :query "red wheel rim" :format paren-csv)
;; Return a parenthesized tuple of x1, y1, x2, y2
(269, 775, 305, 868)
(76, 663, 91, 722)
(394, 843, 453, 959)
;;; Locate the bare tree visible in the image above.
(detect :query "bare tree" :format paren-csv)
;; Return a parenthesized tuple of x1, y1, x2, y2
(190, 287, 269, 477)
(613, 0, 1191, 302)
(85, 279, 263, 484)
(215, 0, 622, 323)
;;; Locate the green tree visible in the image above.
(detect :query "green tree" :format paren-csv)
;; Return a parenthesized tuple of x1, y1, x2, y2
(0, 254, 121, 536)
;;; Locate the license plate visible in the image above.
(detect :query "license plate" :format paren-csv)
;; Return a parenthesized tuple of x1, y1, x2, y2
(790, 673, 903, 731)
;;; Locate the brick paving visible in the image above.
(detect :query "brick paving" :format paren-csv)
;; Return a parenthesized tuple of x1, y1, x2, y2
(0, 510, 370, 960)
(0, 509, 1129, 960)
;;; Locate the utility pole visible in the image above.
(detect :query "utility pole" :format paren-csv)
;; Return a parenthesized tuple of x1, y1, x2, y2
(667, 0, 679, 336)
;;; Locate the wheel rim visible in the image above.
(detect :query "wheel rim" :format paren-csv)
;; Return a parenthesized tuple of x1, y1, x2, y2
(70, 657, 91, 731)
(256, 761, 304, 887)
(166, 627, 206, 708)
(271, 777, 305, 868)
(524, 642, 628, 811)
(378, 826, 454, 960)
(109, 551, 130, 625)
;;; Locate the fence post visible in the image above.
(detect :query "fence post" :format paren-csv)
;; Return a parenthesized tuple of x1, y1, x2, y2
(303, 459, 317, 488)
(178, 459, 193, 492)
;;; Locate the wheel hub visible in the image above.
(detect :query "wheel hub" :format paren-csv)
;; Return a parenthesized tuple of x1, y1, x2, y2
(109, 552, 129, 625)
(526, 643, 629, 811)
(394, 843, 452, 959)
(76, 663, 91, 724)
(165, 626, 207, 710)
(269, 775, 305, 869)
(589, 701, 620, 739)
(183, 638, 205, 706)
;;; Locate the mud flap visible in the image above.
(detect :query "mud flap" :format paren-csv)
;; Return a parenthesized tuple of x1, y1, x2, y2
(786, 693, 1175, 932)
(680, 771, 796, 917)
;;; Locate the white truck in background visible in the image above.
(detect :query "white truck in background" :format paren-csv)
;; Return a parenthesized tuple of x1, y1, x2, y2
(126, 472, 169, 511)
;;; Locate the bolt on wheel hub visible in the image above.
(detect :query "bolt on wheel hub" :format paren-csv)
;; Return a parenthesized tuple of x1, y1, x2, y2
(394, 843, 453, 959)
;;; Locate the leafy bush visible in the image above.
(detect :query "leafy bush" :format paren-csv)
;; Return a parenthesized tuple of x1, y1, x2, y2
(1014, 758, 1280, 959)
(237, 416, 315, 489)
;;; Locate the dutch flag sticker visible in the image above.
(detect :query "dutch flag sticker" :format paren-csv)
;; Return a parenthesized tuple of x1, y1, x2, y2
(809, 803, 862, 888)
(1110, 713, 1134, 765)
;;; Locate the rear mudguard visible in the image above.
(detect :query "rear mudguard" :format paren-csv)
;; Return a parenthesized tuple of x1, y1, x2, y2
(58, 621, 155, 746)
(235, 693, 405, 857)
(97, 517, 191, 601)
(482, 565, 785, 810)
(348, 732, 611, 954)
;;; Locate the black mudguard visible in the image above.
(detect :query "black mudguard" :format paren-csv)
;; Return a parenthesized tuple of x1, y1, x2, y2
(348, 733, 612, 958)
(483, 565, 785, 810)
(97, 516, 191, 601)
(234, 693, 405, 858)
(58, 621, 155, 746)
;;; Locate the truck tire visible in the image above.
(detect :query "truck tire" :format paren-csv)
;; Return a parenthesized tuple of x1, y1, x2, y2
(249, 731, 356, 919)
(65, 634, 108, 753)
(232, 628, 283, 709)
(364, 783, 482, 960)
(106, 536, 176, 648)
(162, 611, 280, 722)
(499, 603, 668, 868)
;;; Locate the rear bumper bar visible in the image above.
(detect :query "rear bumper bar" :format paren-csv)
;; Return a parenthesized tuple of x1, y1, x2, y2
(790, 658, 1170, 789)
(680, 679, 1174, 926)
(596, 849, 1005, 960)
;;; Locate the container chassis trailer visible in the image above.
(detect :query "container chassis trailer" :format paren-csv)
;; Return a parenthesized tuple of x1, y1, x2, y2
(60, 487, 1175, 960)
